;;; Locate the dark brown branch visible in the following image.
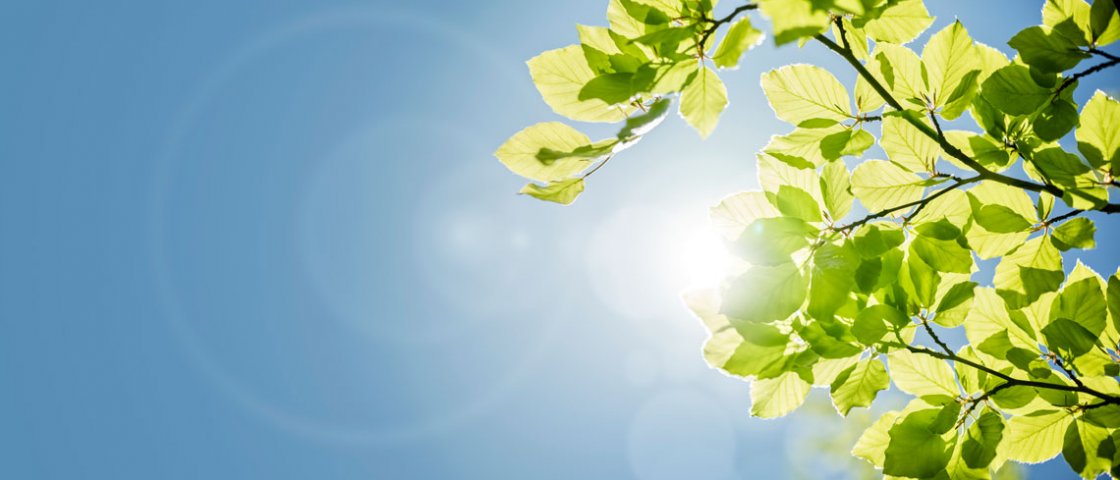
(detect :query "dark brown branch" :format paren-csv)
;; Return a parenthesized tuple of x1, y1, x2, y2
(697, 4, 758, 53)
(832, 176, 981, 233)
(1054, 55, 1120, 99)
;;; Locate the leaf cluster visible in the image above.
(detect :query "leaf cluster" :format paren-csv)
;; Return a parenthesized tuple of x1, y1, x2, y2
(498, 0, 1120, 477)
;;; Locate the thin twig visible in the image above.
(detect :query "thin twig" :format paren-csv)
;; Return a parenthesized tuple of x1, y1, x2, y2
(697, 4, 758, 53)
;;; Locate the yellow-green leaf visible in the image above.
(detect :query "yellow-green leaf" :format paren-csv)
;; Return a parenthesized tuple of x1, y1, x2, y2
(680, 65, 728, 138)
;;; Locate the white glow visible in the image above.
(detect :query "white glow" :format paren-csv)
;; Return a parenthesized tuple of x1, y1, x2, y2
(585, 207, 737, 320)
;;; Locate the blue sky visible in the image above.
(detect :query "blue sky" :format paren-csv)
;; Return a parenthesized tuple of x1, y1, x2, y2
(1, 1, 1116, 478)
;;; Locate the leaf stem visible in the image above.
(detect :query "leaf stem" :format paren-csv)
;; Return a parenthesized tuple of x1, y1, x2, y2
(697, 3, 759, 53)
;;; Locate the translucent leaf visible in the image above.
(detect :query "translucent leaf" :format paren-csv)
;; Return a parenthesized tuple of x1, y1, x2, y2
(820, 161, 854, 221)
(1042, 0, 1093, 46)
(857, 0, 934, 44)
(1051, 217, 1096, 250)
(750, 371, 811, 418)
(883, 407, 956, 477)
(853, 223, 906, 259)
(763, 124, 848, 167)
(712, 18, 764, 69)
(732, 217, 816, 265)
(1041, 317, 1099, 357)
(962, 408, 1006, 469)
(980, 64, 1050, 116)
(519, 178, 585, 204)
(1090, 0, 1120, 46)
(771, 184, 823, 222)
(1034, 98, 1080, 142)
(1008, 25, 1090, 73)
(761, 64, 851, 127)
(887, 350, 960, 400)
(710, 191, 780, 241)
(721, 263, 807, 324)
(495, 122, 594, 182)
(1050, 261, 1107, 336)
(880, 115, 938, 172)
(852, 411, 899, 467)
(756, 0, 830, 45)
(528, 46, 630, 123)
(807, 242, 860, 319)
(993, 236, 1064, 309)
(965, 181, 1037, 259)
(1005, 410, 1073, 463)
(922, 21, 979, 108)
(1076, 90, 1120, 172)
(830, 358, 890, 415)
(873, 43, 927, 106)
(1062, 419, 1114, 479)
(964, 288, 1039, 357)
(679, 65, 728, 138)
(850, 160, 926, 214)
(911, 233, 973, 274)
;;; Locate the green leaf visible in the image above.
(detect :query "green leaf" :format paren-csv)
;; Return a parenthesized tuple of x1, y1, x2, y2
(1090, 0, 1120, 46)
(496, 122, 595, 182)
(750, 371, 810, 418)
(1109, 270, 1120, 334)
(1006, 410, 1073, 463)
(852, 411, 899, 468)
(732, 217, 816, 265)
(1008, 25, 1090, 73)
(1041, 317, 1099, 357)
(965, 181, 1037, 259)
(710, 191, 780, 241)
(973, 204, 1032, 233)
(761, 64, 851, 127)
(922, 21, 979, 108)
(1042, 0, 1093, 46)
(873, 43, 928, 106)
(680, 65, 728, 138)
(883, 408, 955, 477)
(962, 409, 1006, 469)
(850, 160, 926, 214)
(764, 124, 845, 167)
(853, 223, 906, 258)
(880, 115, 938, 172)
(721, 263, 807, 324)
(820, 160, 854, 220)
(856, 0, 934, 44)
(519, 178, 585, 204)
(579, 72, 637, 104)
(980, 64, 1050, 116)
(993, 235, 1064, 309)
(607, 0, 670, 41)
(887, 350, 959, 400)
(911, 233, 974, 274)
(528, 45, 631, 123)
(756, 0, 830, 45)
(807, 242, 860, 319)
(1076, 90, 1120, 172)
(771, 185, 823, 222)
(819, 128, 875, 160)
(712, 18, 764, 69)
(1034, 98, 1080, 142)
(1063, 419, 1114, 479)
(830, 359, 890, 416)
(1052, 217, 1096, 250)
(1051, 262, 1108, 336)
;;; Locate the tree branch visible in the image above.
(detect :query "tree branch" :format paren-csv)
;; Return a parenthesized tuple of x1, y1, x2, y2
(697, 4, 758, 52)
(832, 176, 981, 233)
(886, 342, 1120, 405)
(1054, 54, 1120, 99)
(814, 29, 1120, 215)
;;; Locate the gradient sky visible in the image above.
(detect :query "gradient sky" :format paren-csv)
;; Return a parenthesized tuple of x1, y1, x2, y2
(1, 1, 1117, 478)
